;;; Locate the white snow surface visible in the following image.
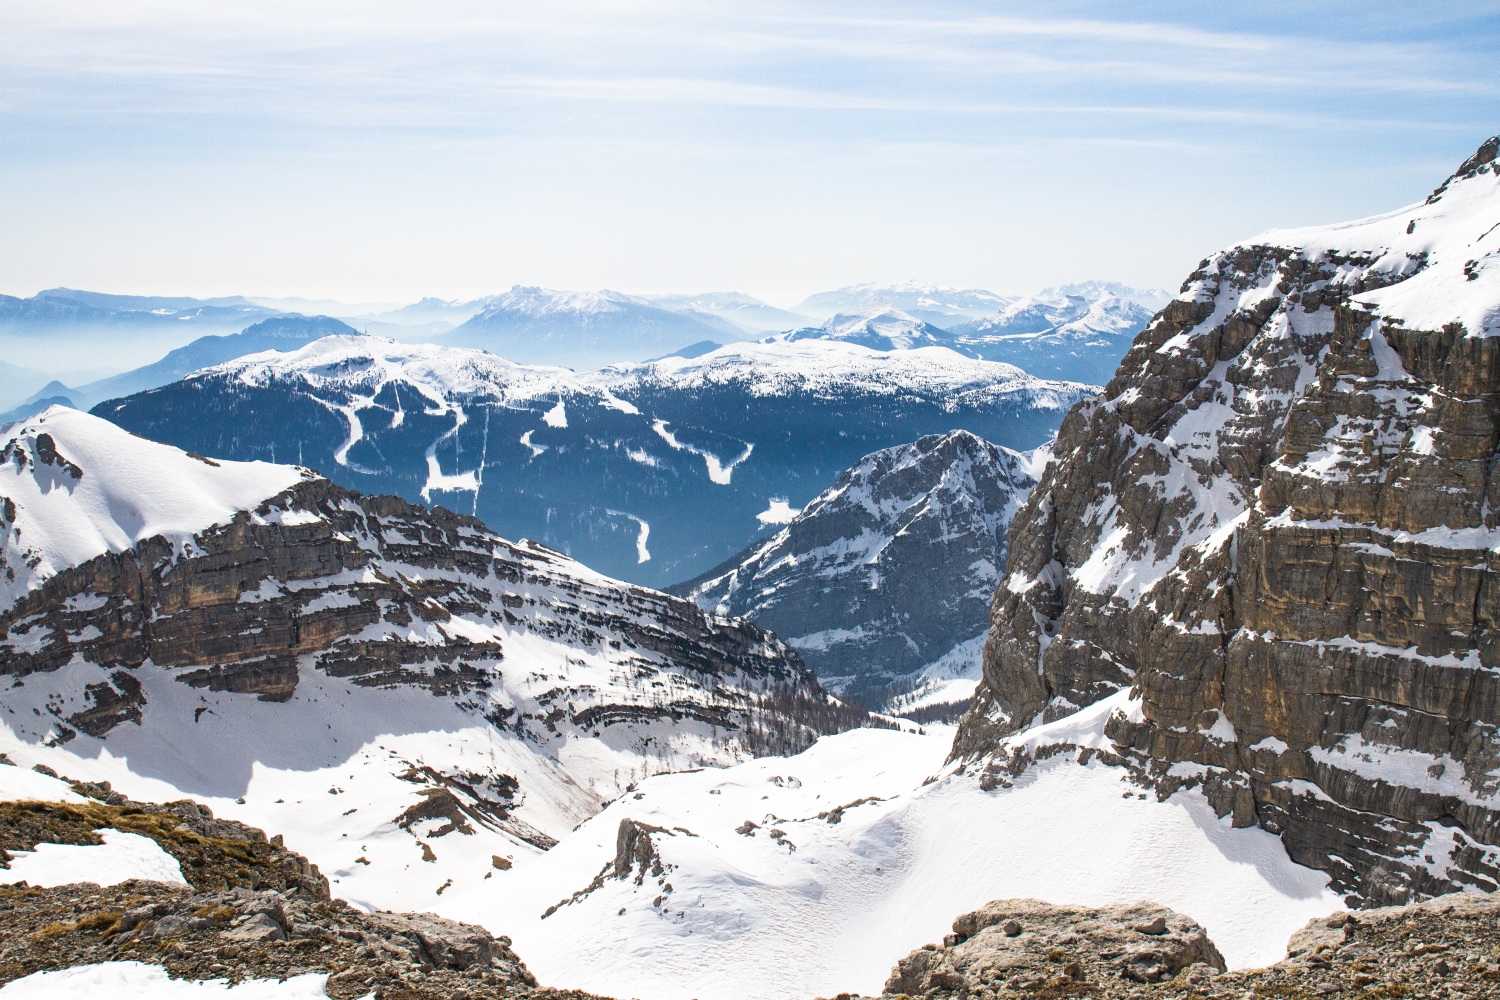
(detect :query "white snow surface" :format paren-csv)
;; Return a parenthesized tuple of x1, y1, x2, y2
(755, 499, 800, 526)
(0, 407, 310, 610)
(0, 963, 337, 999)
(436, 691, 1340, 1000)
(1251, 155, 1500, 337)
(1, 829, 187, 888)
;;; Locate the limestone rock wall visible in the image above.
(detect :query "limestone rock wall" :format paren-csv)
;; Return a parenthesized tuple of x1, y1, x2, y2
(956, 139, 1500, 903)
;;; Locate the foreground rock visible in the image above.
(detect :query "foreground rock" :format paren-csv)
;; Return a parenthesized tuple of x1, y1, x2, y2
(0, 781, 603, 999)
(884, 899, 1224, 995)
(846, 892, 1500, 999)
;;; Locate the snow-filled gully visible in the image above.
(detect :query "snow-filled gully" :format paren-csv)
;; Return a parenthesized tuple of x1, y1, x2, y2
(651, 419, 754, 485)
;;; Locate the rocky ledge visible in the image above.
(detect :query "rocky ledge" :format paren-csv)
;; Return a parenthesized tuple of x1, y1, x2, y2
(838, 893, 1500, 1000)
(0, 775, 605, 1000)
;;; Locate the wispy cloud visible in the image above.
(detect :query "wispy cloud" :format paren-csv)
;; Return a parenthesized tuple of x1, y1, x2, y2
(0, 1, 1495, 302)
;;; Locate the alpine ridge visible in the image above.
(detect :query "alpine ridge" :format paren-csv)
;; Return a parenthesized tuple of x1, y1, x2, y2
(91, 335, 1089, 587)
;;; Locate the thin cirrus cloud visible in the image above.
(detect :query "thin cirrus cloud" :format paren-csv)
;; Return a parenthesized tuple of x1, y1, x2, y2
(0, 1, 1495, 304)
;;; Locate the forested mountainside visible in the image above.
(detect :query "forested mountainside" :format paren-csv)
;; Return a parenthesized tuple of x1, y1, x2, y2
(92, 335, 1089, 587)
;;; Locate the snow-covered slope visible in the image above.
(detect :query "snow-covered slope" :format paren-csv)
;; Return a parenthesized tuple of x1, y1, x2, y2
(440, 693, 1338, 1000)
(0, 406, 864, 909)
(638, 292, 810, 336)
(0, 676, 1342, 1000)
(0, 406, 309, 610)
(795, 282, 1013, 325)
(960, 137, 1500, 903)
(780, 304, 951, 351)
(441, 286, 737, 368)
(680, 431, 1038, 716)
(92, 335, 1090, 587)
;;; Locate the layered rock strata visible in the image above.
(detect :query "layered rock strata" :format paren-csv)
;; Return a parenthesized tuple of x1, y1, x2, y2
(0, 408, 865, 841)
(955, 139, 1500, 903)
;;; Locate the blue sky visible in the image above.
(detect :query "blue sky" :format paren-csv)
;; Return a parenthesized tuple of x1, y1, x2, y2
(2, 1, 1497, 305)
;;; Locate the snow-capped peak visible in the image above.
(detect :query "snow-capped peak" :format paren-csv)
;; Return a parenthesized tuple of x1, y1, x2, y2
(780, 304, 950, 351)
(0, 406, 310, 608)
(471, 285, 645, 319)
(1234, 135, 1500, 337)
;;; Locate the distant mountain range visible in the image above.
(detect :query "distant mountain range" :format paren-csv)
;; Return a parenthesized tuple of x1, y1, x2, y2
(0, 288, 281, 372)
(5, 314, 361, 417)
(89, 334, 1092, 588)
(771, 286, 1162, 384)
(946, 290, 1160, 384)
(782, 304, 951, 351)
(794, 281, 1014, 325)
(438, 287, 747, 369)
(638, 291, 811, 334)
(0, 280, 1165, 406)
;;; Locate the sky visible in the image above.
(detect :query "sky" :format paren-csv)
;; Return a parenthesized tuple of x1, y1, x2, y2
(2, 1, 1498, 307)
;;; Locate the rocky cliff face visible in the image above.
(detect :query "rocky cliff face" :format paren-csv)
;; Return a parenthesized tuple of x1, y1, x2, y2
(680, 431, 1037, 715)
(956, 138, 1500, 904)
(0, 408, 861, 857)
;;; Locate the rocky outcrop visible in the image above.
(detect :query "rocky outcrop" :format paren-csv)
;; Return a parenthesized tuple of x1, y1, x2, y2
(0, 778, 552, 999)
(679, 431, 1037, 714)
(883, 899, 1224, 995)
(853, 892, 1500, 999)
(0, 782, 327, 898)
(955, 139, 1500, 904)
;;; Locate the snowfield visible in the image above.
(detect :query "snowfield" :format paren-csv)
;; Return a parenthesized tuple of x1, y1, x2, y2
(0, 963, 337, 999)
(0, 692, 1343, 1000)
(0, 406, 310, 609)
(0, 829, 187, 889)
(448, 692, 1341, 1000)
